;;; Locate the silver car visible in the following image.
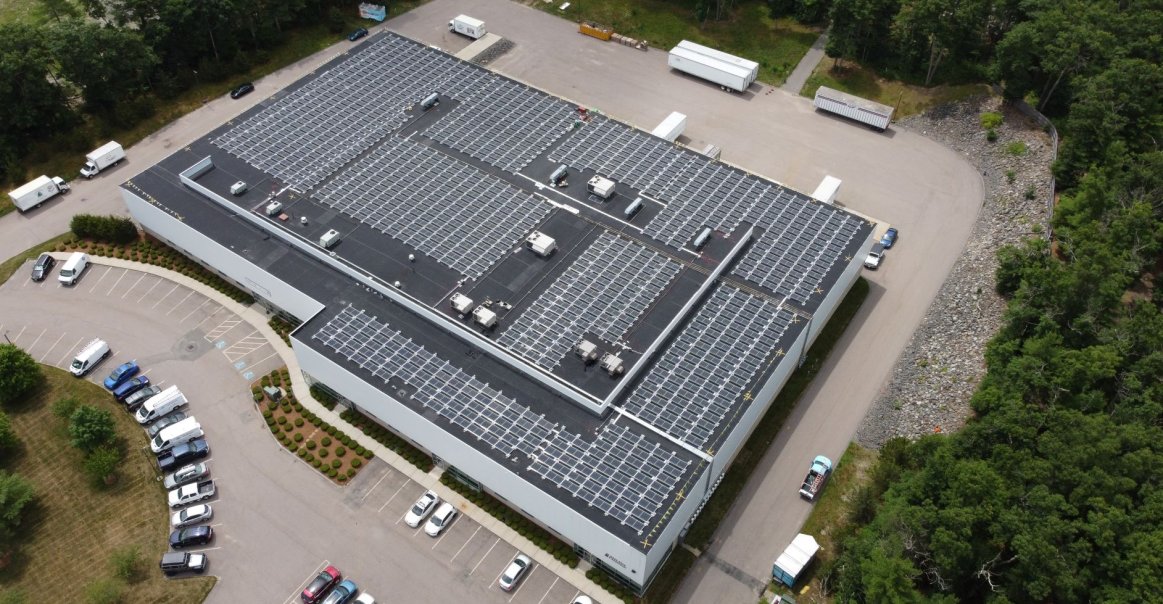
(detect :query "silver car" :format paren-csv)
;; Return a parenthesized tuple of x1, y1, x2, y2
(163, 462, 209, 489)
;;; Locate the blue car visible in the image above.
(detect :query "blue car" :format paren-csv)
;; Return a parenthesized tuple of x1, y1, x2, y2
(113, 376, 151, 401)
(103, 361, 139, 390)
(348, 28, 369, 41)
(880, 227, 899, 249)
(321, 579, 358, 604)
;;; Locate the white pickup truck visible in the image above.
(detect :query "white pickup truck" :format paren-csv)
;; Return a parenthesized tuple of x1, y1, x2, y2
(168, 480, 216, 508)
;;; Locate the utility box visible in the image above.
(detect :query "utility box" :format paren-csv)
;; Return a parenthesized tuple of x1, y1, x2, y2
(587, 175, 616, 200)
(600, 352, 624, 377)
(319, 229, 341, 249)
(473, 306, 498, 329)
(525, 231, 557, 257)
(450, 293, 474, 315)
(262, 386, 283, 401)
(575, 340, 599, 363)
(651, 112, 687, 142)
(264, 201, 284, 216)
(810, 176, 842, 205)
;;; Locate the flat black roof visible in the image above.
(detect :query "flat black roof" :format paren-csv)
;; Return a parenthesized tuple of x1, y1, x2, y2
(125, 30, 868, 550)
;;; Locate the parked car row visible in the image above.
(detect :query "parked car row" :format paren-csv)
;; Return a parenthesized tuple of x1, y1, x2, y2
(32, 251, 92, 286)
(864, 227, 899, 269)
(302, 565, 375, 604)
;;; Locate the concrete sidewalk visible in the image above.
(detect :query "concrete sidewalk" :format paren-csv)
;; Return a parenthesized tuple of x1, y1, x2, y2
(781, 32, 828, 94)
(58, 254, 620, 604)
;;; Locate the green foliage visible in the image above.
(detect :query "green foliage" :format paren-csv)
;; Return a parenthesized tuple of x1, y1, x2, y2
(0, 411, 18, 451)
(0, 344, 42, 406)
(0, 23, 76, 184)
(68, 405, 116, 453)
(83, 446, 123, 487)
(69, 214, 139, 244)
(1006, 140, 1027, 155)
(108, 545, 142, 582)
(0, 470, 35, 547)
(980, 111, 1003, 129)
(326, 7, 346, 34)
(0, 589, 26, 604)
(1005, 170, 1016, 183)
(46, 23, 158, 114)
(986, 128, 998, 142)
(82, 578, 124, 604)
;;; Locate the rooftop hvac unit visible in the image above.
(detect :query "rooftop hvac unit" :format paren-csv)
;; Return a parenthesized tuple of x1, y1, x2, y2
(420, 92, 440, 110)
(319, 229, 341, 249)
(264, 201, 283, 216)
(549, 164, 568, 186)
(525, 231, 557, 257)
(692, 226, 712, 250)
(624, 197, 644, 219)
(575, 340, 599, 364)
(587, 175, 616, 200)
(600, 353, 624, 377)
(472, 306, 498, 329)
(450, 293, 474, 315)
(230, 181, 249, 196)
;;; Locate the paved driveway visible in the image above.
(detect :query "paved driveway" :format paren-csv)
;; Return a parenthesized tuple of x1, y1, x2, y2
(0, 262, 593, 604)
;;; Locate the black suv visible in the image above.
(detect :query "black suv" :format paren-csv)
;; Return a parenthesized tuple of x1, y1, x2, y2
(157, 439, 210, 472)
(169, 525, 214, 549)
(160, 551, 207, 576)
(30, 253, 55, 281)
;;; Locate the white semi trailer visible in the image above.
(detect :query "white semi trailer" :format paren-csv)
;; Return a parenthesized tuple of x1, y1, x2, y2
(667, 40, 758, 92)
(813, 86, 894, 131)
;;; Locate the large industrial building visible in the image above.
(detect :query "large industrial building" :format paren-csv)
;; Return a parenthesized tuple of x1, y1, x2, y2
(121, 32, 875, 591)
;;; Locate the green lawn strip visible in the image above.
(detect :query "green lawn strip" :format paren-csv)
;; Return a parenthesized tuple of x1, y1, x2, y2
(0, 368, 214, 602)
(800, 57, 990, 118)
(0, 234, 71, 284)
(536, 0, 818, 85)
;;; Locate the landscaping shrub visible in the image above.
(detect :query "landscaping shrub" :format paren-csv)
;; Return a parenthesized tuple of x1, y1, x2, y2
(293, 433, 303, 443)
(294, 417, 304, 427)
(277, 416, 287, 425)
(327, 468, 337, 477)
(298, 449, 307, 458)
(109, 545, 143, 582)
(312, 459, 322, 468)
(331, 459, 342, 469)
(0, 344, 43, 407)
(335, 446, 346, 457)
(69, 214, 138, 244)
(337, 474, 347, 483)
(351, 458, 362, 469)
(83, 578, 125, 604)
(306, 440, 316, 450)
(319, 448, 329, 458)
(321, 436, 332, 447)
(347, 468, 357, 478)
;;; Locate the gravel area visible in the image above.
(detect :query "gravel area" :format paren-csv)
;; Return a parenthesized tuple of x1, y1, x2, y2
(471, 38, 515, 65)
(856, 96, 1055, 447)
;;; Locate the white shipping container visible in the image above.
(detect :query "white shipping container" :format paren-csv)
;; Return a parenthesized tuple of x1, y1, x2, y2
(651, 112, 687, 142)
(667, 41, 757, 92)
(811, 175, 842, 204)
(813, 87, 893, 131)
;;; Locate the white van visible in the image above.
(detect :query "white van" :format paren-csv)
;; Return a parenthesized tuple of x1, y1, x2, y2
(58, 252, 90, 285)
(136, 385, 188, 424)
(69, 338, 110, 377)
(150, 417, 203, 453)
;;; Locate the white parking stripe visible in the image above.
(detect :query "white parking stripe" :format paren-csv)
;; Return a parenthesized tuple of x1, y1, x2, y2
(87, 266, 113, 293)
(26, 328, 46, 353)
(242, 349, 279, 369)
(535, 576, 559, 604)
(179, 298, 213, 324)
(380, 481, 410, 514)
(57, 337, 85, 367)
(40, 332, 67, 362)
(469, 538, 500, 576)
(359, 470, 392, 503)
(165, 290, 196, 315)
(135, 277, 162, 303)
(13, 325, 27, 343)
(121, 273, 146, 299)
(105, 268, 129, 296)
(450, 525, 482, 563)
(151, 284, 180, 309)
(509, 565, 538, 602)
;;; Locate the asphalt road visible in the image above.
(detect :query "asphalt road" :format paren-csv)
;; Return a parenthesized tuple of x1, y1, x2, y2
(2, 2, 983, 602)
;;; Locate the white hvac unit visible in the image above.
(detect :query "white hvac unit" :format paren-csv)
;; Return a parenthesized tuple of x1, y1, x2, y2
(450, 293, 474, 315)
(575, 340, 599, 364)
(525, 231, 557, 257)
(599, 353, 624, 377)
(230, 181, 249, 196)
(587, 175, 616, 200)
(319, 229, 341, 249)
(472, 306, 498, 329)
(811, 176, 842, 205)
(264, 201, 284, 216)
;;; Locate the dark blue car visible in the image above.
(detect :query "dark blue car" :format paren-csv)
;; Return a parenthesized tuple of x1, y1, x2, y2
(348, 28, 369, 41)
(113, 376, 151, 401)
(158, 439, 210, 472)
(880, 227, 899, 249)
(103, 361, 139, 390)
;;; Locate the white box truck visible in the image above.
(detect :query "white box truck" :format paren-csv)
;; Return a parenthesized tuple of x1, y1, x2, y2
(80, 141, 126, 178)
(651, 112, 687, 143)
(8, 175, 69, 212)
(813, 86, 894, 131)
(668, 40, 758, 92)
(773, 533, 819, 587)
(449, 15, 486, 39)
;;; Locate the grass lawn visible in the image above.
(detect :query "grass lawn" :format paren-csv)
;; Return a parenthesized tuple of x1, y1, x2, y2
(0, 234, 71, 284)
(0, 0, 41, 25)
(0, 368, 215, 603)
(801, 57, 991, 118)
(538, 0, 819, 85)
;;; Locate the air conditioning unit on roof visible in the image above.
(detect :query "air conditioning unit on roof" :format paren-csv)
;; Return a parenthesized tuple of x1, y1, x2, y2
(575, 340, 599, 364)
(600, 352, 624, 377)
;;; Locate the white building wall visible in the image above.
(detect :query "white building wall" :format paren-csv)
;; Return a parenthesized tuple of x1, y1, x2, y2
(122, 189, 324, 321)
(290, 338, 653, 586)
(803, 230, 875, 355)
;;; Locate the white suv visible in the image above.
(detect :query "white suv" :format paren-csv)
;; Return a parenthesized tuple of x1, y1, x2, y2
(424, 502, 457, 537)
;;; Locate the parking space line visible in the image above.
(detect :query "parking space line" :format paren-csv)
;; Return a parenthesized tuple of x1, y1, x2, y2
(26, 328, 46, 353)
(243, 349, 279, 369)
(508, 565, 538, 602)
(178, 298, 213, 324)
(360, 470, 392, 503)
(120, 273, 147, 299)
(535, 575, 558, 604)
(283, 559, 330, 604)
(450, 525, 482, 563)
(491, 549, 520, 591)
(13, 325, 26, 343)
(469, 538, 500, 576)
(57, 337, 85, 367)
(165, 290, 196, 315)
(105, 268, 130, 297)
(151, 284, 180, 309)
(135, 277, 162, 303)
(86, 266, 114, 293)
(379, 481, 410, 513)
(39, 332, 67, 363)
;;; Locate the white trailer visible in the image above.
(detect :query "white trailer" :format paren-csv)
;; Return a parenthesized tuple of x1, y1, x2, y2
(80, 141, 126, 178)
(810, 176, 842, 205)
(667, 40, 758, 92)
(8, 175, 69, 212)
(651, 112, 687, 142)
(813, 86, 893, 131)
(773, 533, 819, 587)
(449, 15, 486, 39)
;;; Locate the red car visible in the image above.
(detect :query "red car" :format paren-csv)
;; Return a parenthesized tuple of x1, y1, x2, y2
(302, 565, 342, 603)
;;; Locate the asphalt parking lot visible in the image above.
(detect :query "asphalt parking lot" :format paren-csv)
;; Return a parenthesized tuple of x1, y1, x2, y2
(0, 261, 593, 604)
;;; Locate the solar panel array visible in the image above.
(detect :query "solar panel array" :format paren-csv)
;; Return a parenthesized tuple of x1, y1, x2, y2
(314, 305, 554, 458)
(529, 423, 692, 534)
(622, 284, 792, 450)
(425, 79, 574, 172)
(549, 116, 868, 305)
(313, 137, 549, 278)
(498, 233, 681, 369)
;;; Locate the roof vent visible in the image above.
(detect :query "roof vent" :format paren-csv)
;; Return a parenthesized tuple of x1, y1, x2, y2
(450, 293, 474, 315)
(624, 197, 643, 219)
(600, 352, 624, 377)
(472, 306, 498, 330)
(575, 340, 599, 364)
(549, 165, 568, 186)
(525, 231, 557, 257)
(319, 229, 340, 249)
(587, 175, 616, 200)
(230, 181, 248, 196)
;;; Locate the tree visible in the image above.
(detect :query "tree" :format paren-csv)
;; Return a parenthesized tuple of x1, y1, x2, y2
(0, 344, 42, 407)
(48, 23, 158, 114)
(0, 471, 35, 548)
(0, 411, 17, 451)
(84, 446, 123, 486)
(69, 405, 116, 453)
(826, 0, 900, 66)
(891, 0, 990, 85)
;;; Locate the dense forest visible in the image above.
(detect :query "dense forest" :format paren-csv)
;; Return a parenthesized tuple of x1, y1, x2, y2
(767, 0, 1163, 601)
(0, 0, 358, 184)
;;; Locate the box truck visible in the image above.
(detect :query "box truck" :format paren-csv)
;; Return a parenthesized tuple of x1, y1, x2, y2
(449, 15, 486, 39)
(667, 40, 758, 92)
(773, 533, 819, 587)
(8, 175, 69, 212)
(80, 141, 126, 178)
